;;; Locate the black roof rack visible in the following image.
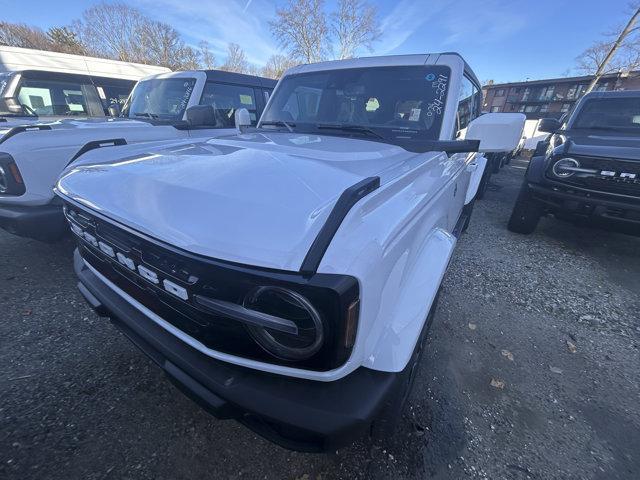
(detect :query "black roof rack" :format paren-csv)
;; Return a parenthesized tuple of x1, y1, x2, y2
(203, 70, 277, 89)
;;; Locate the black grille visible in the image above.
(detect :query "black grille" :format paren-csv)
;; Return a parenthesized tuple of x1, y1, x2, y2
(65, 202, 358, 371)
(546, 156, 640, 197)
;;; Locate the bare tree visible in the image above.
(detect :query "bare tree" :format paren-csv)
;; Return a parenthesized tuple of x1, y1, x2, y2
(270, 0, 328, 63)
(331, 0, 380, 59)
(199, 41, 216, 69)
(261, 54, 299, 78)
(220, 43, 250, 73)
(71, 2, 203, 69)
(138, 20, 200, 70)
(47, 27, 87, 55)
(576, 5, 640, 82)
(72, 3, 146, 62)
(0, 22, 52, 50)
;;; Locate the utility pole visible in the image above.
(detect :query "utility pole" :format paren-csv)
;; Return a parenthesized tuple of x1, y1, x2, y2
(585, 7, 640, 94)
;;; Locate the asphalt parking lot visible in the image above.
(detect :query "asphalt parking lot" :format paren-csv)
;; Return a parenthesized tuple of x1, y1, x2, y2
(1, 157, 639, 480)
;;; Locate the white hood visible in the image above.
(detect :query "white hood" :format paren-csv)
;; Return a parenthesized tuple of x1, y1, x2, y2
(57, 132, 417, 271)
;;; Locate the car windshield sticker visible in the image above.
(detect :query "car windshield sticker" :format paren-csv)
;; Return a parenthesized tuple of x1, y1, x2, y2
(178, 81, 194, 112)
(426, 74, 449, 118)
(409, 108, 421, 122)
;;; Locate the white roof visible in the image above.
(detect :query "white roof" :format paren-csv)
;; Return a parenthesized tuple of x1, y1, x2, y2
(0, 46, 170, 80)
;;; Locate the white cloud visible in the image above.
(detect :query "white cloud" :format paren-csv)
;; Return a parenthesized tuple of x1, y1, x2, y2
(376, 0, 452, 54)
(134, 0, 280, 66)
(438, 0, 526, 46)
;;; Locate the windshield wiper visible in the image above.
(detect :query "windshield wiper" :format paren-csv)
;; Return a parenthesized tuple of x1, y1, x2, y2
(260, 120, 295, 132)
(133, 112, 159, 119)
(574, 125, 634, 131)
(315, 123, 385, 140)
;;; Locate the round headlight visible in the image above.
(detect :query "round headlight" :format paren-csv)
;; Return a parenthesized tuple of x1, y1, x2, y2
(552, 157, 580, 177)
(0, 165, 7, 193)
(243, 286, 324, 361)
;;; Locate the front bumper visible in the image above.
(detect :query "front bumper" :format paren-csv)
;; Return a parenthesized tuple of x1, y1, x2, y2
(73, 249, 401, 452)
(528, 181, 640, 231)
(0, 200, 67, 241)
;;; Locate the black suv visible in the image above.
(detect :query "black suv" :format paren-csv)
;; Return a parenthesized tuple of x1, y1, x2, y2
(508, 91, 640, 235)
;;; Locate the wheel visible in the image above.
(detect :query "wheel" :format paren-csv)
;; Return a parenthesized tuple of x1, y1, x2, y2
(370, 293, 439, 441)
(508, 181, 543, 234)
(461, 199, 475, 233)
(491, 154, 501, 174)
(476, 167, 491, 200)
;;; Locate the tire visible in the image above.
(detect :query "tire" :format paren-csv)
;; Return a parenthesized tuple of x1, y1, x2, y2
(476, 168, 491, 200)
(370, 293, 439, 441)
(508, 181, 542, 234)
(461, 199, 475, 233)
(492, 154, 501, 174)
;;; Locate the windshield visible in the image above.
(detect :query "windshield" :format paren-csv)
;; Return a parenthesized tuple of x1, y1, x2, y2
(122, 77, 196, 120)
(572, 97, 640, 132)
(260, 65, 451, 142)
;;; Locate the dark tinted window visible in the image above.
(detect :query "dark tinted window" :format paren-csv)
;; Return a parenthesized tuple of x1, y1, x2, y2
(16, 78, 90, 115)
(122, 78, 196, 120)
(572, 98, 640, 131)
(261, 65, 452, 141)
(199, 82, 258, 126)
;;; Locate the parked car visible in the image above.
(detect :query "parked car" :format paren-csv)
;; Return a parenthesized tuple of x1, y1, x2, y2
(56, 53, 524, 451)
(508, 90, 640, 235)
(0, 70, 276, 241)
(0, 46, 170, 125)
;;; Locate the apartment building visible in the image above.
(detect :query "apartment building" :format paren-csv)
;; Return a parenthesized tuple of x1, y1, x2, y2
(483, 70, 640, 119)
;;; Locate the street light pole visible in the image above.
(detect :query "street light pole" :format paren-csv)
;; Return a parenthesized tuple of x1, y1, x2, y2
(585, 7, 640, 94)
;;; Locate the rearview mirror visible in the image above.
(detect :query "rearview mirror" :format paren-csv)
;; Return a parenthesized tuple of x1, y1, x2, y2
(235, 108, 251, 132)
(537, 117, 561, 133)
(465, 113, 526, 152)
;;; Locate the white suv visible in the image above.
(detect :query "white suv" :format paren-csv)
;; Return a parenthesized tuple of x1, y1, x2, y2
(56, 53, 524, 451)
(0, 70, 275, 241)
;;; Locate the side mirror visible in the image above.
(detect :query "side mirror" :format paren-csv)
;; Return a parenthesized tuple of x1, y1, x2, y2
(186, 105, 216, 127)
(465, 113, 526, 152)
(235, 107, 251, 132)
(537, 117, 561, 133)
(1, 97, 25, 114)
(108, 103, 121, 117)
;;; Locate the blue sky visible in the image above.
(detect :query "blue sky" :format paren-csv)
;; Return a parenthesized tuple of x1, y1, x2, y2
(0, 0, 633, 83)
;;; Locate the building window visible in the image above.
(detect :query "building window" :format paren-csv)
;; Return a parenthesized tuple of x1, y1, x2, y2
(510, 87, 521, 95)
(561, 103, 572, 112)
(524, 105, 539, 113)
(518, 105, 525, 112)
(522, 87, 531, 101)
(596, 82, 609, 92)
(495, 88, 505, 96)
(539, 86, 555, 101)
(540, 104, 549, 113)
(567, 84, 587, 100)
(490, 106, 501, 112)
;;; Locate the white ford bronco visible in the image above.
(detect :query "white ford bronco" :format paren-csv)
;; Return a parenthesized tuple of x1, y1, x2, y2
(56, 53, 524, 451)
(0, 70, 275, 241)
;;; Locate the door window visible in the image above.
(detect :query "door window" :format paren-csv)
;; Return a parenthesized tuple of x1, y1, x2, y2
(199, 82, 258, 127)
(456, 75, 480, 136)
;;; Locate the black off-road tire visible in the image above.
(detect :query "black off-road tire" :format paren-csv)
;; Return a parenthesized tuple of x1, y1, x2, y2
(508, 181, 543, 234)
(476, 167, 491, 200)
